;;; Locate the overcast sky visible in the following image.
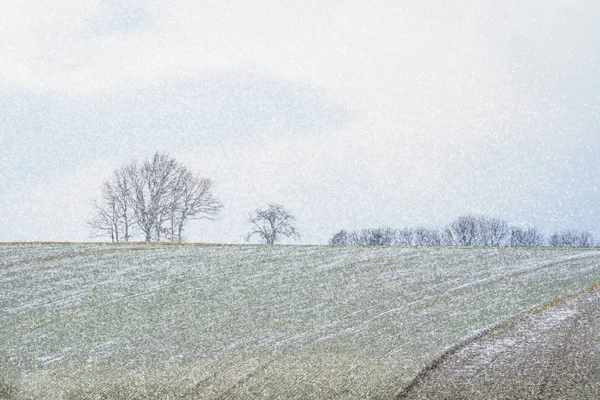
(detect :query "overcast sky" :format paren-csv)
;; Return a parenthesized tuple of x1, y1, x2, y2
(1, 0, 599, 244)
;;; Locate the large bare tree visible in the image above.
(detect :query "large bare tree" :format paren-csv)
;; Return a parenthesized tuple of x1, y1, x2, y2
(89, 152, 222, 242)
(246, 204, 300, 245)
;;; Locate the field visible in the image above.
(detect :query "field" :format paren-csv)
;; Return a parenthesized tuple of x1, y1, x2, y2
(2, 244, 600, 399)
(398, 283, 600, 399)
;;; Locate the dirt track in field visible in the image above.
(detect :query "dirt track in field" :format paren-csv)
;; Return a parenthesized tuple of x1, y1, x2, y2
(397, 284, 600, 400)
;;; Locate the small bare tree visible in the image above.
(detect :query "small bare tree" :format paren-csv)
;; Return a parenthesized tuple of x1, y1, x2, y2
(360, 228, 395, 246)
(112, 166, 135, 242)
(329, 230, 350, 246)
(246, 204, 300, 245)
(509, 226, 545, 247)
(446, 215, 479, 246)
(88, 200, 118, 242)
(478, 216, 509, 246)
(396, 227, 415, 246)
(348, 230, 361, 245)
(88, 181, 121, 242)
(413, 226, 442, 246)
(549, 230, 595, 247)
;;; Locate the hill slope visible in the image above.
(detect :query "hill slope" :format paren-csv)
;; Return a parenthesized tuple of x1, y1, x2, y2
(398, 283, 600, 399)
(1, 244, 600, 398)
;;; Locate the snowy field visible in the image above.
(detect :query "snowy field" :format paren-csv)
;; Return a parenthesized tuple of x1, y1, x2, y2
(1, 244, 600, 399)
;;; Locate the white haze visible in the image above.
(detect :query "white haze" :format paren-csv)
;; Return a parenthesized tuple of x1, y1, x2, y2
(1, 0, 599, 243)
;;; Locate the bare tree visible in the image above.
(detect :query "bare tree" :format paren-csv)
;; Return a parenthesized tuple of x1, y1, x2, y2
(88, 200, 118, 242)
(348, 230, 361, 245)
(165, 173, 222, 242)
(478, 216, 509, 246)
(87, 181, 122, 242)
(111, 166, 135, 242)
(443, 215, 509, 246)
(446, 215, 480, 246)
(413, 226, 442, 246)
(329, 230, 350, 246)
(361, 227, 395, 246)
(509, 226, 545, 247)
(246, 204, 300, 244)
(579, 231, 595, 246)
(354, 230, 370, 246)
(133, 153, 181, 242)
(396, 227, 415, 246)
(330, 227, 401, 246)
(489, 217, 510, 246)
(549, 230, 595, 247)
(441, 227, 454, 246)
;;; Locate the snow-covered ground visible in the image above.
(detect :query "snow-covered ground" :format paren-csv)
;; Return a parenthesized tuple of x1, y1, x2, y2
(1, 244, 600, 399)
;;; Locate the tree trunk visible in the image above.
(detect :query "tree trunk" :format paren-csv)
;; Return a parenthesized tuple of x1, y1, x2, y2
(178, 224, 183, 243)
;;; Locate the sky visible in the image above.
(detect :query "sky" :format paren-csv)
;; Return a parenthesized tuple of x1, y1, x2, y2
(1, 0, 599, 244)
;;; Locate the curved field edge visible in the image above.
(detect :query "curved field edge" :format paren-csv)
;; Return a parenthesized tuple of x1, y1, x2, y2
(394, 280, 600, 399)
(2, 245, 600, 399)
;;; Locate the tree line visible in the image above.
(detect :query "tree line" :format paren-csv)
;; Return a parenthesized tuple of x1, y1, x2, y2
(90, 153, 595, 247)
(329, 215, 596, 247)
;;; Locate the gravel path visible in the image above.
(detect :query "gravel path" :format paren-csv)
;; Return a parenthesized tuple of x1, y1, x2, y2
(397, 284, 600, 400)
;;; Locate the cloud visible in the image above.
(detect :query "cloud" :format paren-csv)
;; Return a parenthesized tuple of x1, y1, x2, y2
(85, 0, 154, 37)
(0, 70, 352, 180)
